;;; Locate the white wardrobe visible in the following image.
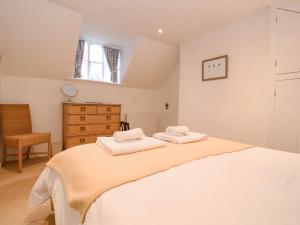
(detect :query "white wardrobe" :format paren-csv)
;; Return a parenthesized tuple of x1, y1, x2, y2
(272, 6, 300, 153)
(275, 9, 300, 75)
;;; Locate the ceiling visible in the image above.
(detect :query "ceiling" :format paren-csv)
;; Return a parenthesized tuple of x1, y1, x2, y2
(122, 37, 179, 89)
(47, 0, 271, 46)
(0, 0, 179, 89)
(0, 0, 82, 79)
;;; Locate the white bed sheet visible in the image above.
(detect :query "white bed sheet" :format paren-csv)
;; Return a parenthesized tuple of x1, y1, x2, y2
(29, 147, 300, 225)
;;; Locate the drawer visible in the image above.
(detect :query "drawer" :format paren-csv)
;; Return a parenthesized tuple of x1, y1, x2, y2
(102, 123, 120, 133)
(68, 123, 120, 136)
(68, 124, 101, 136)
(67, 105, 97, 114)
(67, 135, 97, 148)
(97, 105, 121, 114)
(68, 114, 120, 124)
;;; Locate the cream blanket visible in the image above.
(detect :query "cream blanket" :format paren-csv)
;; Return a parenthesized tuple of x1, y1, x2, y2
(47, 138, 251, 222)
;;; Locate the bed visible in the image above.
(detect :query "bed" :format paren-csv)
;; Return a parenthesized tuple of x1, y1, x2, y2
(29, 138, 300, 225)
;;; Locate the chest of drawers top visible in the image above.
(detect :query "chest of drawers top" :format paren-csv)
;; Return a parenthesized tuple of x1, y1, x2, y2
(63, 103, 121, 115)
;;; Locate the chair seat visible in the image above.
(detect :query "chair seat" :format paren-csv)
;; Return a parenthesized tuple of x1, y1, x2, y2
(4, 133, 51, 147)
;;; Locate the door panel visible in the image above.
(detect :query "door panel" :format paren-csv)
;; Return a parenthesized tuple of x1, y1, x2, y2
(273, 79, 300, 153)
(275, 9, 300, 74)
(68, 114, 120, 124)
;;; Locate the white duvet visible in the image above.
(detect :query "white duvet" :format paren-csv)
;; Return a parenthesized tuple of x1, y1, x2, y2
(29, 147, 300, 225)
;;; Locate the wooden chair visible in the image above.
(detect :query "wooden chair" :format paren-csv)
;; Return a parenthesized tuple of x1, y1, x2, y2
(0, 104, 52, 173)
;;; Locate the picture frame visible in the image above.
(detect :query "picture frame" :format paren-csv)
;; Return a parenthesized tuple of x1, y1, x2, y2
(202, 55, 228, 81)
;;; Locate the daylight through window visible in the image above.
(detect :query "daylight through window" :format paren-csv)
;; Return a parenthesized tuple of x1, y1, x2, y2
(79, 41, 120, 83)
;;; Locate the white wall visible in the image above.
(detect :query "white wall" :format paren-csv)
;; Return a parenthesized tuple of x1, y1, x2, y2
(0, 74, 164, 157)
(0, 0, 82, 80)
(123, 37, 179, 89)
(120, 38, 138, 81)
(0, 73, 3, 102)
(0, 37, 3, 77)
(159, 63, 180, 130)
(179, 9, 272, 147)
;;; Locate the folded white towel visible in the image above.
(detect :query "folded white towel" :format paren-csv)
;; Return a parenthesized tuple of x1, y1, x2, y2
(97, 136, 166, 156)
(153, 132, 208, 144)
(166, 126, 190, 136)
(113, 128, 145, 143)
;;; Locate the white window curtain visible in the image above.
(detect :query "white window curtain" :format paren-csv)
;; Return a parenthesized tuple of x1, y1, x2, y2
(73, 40, 85, 78)
(103, 46, 120, 83)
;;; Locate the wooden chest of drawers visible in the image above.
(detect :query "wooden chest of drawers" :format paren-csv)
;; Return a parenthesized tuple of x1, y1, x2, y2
(63, 103, 121, 149)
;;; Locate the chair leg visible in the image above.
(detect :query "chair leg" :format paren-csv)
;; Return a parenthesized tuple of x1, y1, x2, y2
(50, 198, 54, 211)
(26, 146, 31, 160)
(2, 146, 7, 167)
(18, 146, 23, 173)
(48, 139, 52, 159)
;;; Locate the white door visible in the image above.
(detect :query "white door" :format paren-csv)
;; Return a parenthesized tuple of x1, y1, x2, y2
(275, 9, 300, 75)
(273, 79, 300, 153)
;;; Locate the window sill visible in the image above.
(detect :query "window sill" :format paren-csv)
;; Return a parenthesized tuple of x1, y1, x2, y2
(69, 77, 123, 87)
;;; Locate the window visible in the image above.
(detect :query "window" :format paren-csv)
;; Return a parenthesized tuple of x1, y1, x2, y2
(79, 41, 120, 83)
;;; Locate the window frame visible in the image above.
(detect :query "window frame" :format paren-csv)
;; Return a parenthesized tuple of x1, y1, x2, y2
(79, 40, 121, 83)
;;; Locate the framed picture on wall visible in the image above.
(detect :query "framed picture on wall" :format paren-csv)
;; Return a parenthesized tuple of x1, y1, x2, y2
(202, 55, 228, 81)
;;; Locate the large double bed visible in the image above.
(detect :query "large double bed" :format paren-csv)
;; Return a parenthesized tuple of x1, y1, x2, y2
(29, 137, 300, 225)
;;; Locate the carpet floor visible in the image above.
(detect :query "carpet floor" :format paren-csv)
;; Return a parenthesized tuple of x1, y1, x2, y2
(0, 158, 55, 225)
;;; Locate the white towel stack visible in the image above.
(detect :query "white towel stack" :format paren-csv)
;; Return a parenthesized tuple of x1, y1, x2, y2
(166, 126, 190, 136)
(97, 137, 166, 156)
(153, 132, 207, 144)
(113, 128, 145, 143)
(153, 126, 208, 144)
(97, 128, 166, 155)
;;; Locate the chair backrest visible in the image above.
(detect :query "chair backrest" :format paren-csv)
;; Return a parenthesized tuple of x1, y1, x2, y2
(120, 121, 130, 131)
(0, 104, 32, 137)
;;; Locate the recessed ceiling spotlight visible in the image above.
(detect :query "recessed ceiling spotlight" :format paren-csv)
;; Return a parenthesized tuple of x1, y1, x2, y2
(158, 29, 163, 34)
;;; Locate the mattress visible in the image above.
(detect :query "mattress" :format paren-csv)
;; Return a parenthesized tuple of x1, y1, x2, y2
(29, 147, 300, 225)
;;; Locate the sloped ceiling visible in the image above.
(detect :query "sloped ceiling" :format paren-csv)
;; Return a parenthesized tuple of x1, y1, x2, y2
(0, 0, 82, 79)
(122, 37, 179, 89)
(47, 0, 270, 46)
(0, 0, 178, 89)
